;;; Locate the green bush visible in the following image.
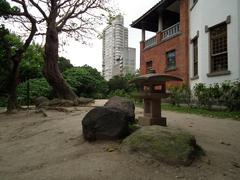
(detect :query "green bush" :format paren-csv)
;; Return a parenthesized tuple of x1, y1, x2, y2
(108, 89, 129, 98)
(63, 65, 108, 98)
(193, 83, 214, 109)
(169, 86, 182, 106)
(17, 78, 52, 105)
(108, 75, 128, 92)
(220, 81, 240, 111)
(107, 74, 138, 101)
(167, 81, 240, 112)
(0, 96, 7, 107)
(193, 81, 240, 111)
(169, 85, 191, 107)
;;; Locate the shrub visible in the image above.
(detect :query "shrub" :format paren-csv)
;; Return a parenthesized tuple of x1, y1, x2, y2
(220, 80, 240, 111)
(17, 78, 52, 105)
(64, 65, 108, 98)
(108, 89, 129, 98)
(0, 96, 7, 107)
(193, 81, 240, 111)
(168, 86, 182, 106)
(169, 85, 192, 107)
(108, 76, 128, 92)
(193, 83, 214, 109)
(107, 74, 138, 101)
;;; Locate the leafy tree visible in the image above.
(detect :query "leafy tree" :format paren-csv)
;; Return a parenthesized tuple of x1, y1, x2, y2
(63, 65, 108, 98)
(58, 57, 73, 73)
(0, 0, 37, 112)
(0, 26, 15, 96)
(20, 47, 73, 81)
(1, 0, 113, 109)
(19, 43, 44, 81)
(40, 0, 113, 101)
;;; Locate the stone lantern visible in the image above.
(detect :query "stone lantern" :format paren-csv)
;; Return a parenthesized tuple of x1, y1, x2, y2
(131, 74, 182, 126)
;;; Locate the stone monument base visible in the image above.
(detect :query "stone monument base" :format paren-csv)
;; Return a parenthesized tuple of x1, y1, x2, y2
(138, 116, 167, 126)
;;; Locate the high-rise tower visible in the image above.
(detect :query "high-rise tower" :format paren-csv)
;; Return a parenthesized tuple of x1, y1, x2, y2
(102, 15, 136, 80)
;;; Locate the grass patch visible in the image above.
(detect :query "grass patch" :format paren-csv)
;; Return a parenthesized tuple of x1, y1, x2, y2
(135, 101, 240, 120)
(161, 104, 240, 121)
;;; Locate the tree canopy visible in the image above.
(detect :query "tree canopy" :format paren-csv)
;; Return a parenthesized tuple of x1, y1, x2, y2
(0, 25, 22, 95)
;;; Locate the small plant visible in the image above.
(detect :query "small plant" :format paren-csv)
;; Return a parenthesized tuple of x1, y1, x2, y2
(168, 85, 192, 107)
(193, 83, 213, 109)
(220, 80, 240, 111)
(169, 86, 182, 106)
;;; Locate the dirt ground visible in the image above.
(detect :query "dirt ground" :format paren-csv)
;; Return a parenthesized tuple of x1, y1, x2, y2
(0, 100, 239, 180)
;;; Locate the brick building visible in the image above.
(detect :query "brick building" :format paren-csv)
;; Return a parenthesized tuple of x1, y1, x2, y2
(131, 0, 189, 85)
(132, 0, 240, 88)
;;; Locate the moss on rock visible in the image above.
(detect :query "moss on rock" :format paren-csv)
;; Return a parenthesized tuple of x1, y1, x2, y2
(121, 126, 203, 166)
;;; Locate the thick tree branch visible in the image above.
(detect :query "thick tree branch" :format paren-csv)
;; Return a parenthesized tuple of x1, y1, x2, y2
(56, 0, 102, 32)
(29, 0, 48, 20)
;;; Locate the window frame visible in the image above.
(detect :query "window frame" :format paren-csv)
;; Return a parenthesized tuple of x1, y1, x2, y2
(146, 60, 153, 74)
(192, 37, 198, 77)
(209, 22, 228, 73)
(165, 50, 176, 71)
(190, 0, 198, 11)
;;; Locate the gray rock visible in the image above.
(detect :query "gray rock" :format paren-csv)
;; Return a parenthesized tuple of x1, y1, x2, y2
(82, 107, 130, 141)
(104, 96, 135, 123)
(48, 98, 75, 107)
(78, 97, 94, 105)
(34, 96, 49, 108)
(121, 126, 203, 166)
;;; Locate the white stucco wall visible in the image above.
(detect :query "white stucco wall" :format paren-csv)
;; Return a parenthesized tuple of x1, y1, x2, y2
(189, 0, 240, 88)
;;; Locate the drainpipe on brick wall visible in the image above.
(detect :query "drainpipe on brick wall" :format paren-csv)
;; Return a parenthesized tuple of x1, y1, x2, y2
(142, 29, 145, 41)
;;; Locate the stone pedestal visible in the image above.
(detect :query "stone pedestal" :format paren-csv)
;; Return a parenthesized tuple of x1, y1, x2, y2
(138, 116, 166, 126)
(130, 74, 182, 127)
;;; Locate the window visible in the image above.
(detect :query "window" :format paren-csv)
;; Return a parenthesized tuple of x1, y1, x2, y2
(193, 38, 198, 76)
(190, 0, 198, 10)
(193, 0, 198, 4)
(146, 61, 153, 74)
(210, 23, 228, 72)
(166, 50, 176, 70)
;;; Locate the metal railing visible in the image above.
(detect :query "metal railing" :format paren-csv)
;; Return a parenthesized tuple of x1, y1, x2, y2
(161, 22, 180, 41)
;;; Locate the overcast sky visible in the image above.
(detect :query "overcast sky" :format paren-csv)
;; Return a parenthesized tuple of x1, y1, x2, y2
(61, 0, 159, 72)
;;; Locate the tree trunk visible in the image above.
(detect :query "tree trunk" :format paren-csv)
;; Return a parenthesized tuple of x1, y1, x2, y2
(7, 60, 20, 112)
(43, 20, 77, 101)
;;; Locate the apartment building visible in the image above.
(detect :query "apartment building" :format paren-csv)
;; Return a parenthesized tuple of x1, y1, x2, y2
(102, 15, 136, 81)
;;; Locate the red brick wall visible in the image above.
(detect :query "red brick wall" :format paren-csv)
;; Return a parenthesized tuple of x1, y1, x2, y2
(140, 0, 189, 87)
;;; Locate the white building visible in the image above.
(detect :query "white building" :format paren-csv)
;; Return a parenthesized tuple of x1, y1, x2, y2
(189, 0, 240, 88)
(102, 15, 136, 81)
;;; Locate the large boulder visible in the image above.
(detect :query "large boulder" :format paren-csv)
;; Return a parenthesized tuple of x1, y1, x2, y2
(121, 126, 202, 166)
(82, 107, 130, 141)
(104, 96, 135, 123)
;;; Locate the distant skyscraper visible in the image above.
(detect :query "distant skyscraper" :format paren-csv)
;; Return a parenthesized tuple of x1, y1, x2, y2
(102, 15, 136, 80)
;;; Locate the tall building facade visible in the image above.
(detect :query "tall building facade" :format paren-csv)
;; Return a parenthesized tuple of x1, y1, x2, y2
(102, 15, 136, 81)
